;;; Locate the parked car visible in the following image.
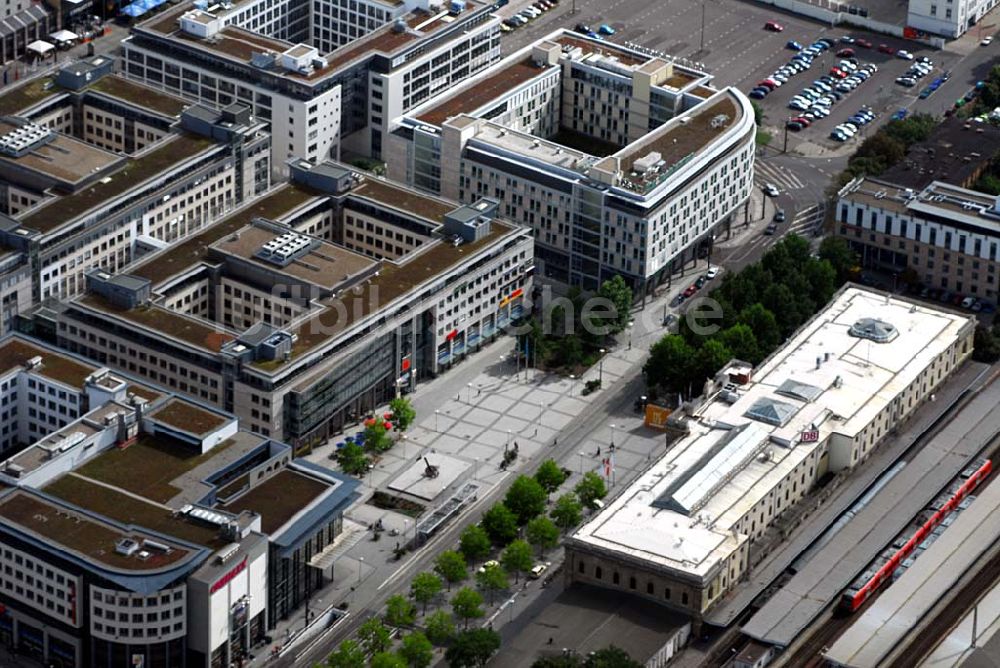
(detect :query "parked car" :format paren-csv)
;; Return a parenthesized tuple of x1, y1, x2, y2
(855, 38, 873, 48)
(478, 560, 500, 574)
(530, 563, 549, 579)
(891, 108, 908, 120)
(981, 35, 993, 46)
(764, 223, 778, 235)
(575, 23, 591, 33)
(765, 20, 784, 31)
(878, 43, 895, 54)
(763, 183, 780, 197)
(599, 24, 615, 35)
(839, 35, 856, 43)
(773, 209, 786, 222)
(896, 49, 915, 60)
(836, 48, 855, 57)
(683, 284, 698, 297)
(961, 296, 976, 309)
(787, 39, 803, 50)
(896, 77, 917, 87)
(786, 120, 804, 131)
(706, 266, 721, 279)
(695, 276, 708, 288)
(749, 88, 768, 99)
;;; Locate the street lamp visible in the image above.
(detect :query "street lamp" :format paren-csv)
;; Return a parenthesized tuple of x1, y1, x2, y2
(598, 348, 606, 385)
(435, 409, 440, 431)
(578, 451, 585, 474)
(610, 423, 616, 449)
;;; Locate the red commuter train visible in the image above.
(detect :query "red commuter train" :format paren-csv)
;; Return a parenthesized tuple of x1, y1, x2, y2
(842, 458, 993, 612)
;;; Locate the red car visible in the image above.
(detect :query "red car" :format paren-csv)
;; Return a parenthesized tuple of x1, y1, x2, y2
(836, 48, 855, 57)
(878, 43, 895, 54)
(856, 38, 873, 48)
(791, 116, 812, 126)
(757, 79, 778, 90)
(683, 284, 698, 297)
(830, 68, 848, 78)
(765, 20, 784, 31)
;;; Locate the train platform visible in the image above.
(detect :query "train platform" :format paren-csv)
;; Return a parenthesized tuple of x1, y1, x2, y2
(823, 472, 1000, 667)
(704, 361, 990, 628)
(739, 376, 1000, 648)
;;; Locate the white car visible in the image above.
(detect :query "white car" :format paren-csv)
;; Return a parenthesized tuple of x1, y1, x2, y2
(706, 266, 721, 280)
(763, 183, 780, 197)
(896, 49, 915, 60)
(982, 35, 993, 46)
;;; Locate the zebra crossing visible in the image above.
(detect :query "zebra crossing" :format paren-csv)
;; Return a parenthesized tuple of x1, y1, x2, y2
(755, 161, 806, 191)
(788, 204, 825, 237)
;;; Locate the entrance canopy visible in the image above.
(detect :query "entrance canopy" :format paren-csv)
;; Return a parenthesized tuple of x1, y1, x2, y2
(50, 29, 79, 43)
(26, 40, 54, 56)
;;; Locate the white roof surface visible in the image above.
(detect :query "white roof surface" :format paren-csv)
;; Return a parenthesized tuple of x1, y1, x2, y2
(570, 287, 972, 582)
(824, 472, 1000, 668)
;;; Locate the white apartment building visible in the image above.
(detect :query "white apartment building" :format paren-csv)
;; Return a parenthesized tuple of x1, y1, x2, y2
(907, 0, 999, 38)
(565, 287, 974, 619)
(388, 31, 757, 292)
(120, 0, 500, 169)
(0, 334, 359, 668)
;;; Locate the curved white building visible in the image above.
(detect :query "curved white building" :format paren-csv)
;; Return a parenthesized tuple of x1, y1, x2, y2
(387, 31, 757, 292)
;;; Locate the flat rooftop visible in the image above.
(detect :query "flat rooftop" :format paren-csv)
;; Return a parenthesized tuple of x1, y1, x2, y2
(44, 473, 228, 549)
(613, 92, 742, 195)
(88, 75, 189, 116)
(0, 121, 121, 186)
(0, 489, 194, 572)
(0, 337, 96, 388)
(841, 178, 1000, 234)
(417, 57, 551, 126)
(222, 469, 330, 534)
(0, 78, 59, 116)
(824, 471, 1000, 667)
(73, 433, 242, 505)
(881, 116, 1000, 190)
(352, 177, 457, 223)
(147, 398, 229, 437)
(570, 287, 973, 582)
(129, 184, 320, 285)
(211, 224, 376, 290)
(20, 133, 215, 233)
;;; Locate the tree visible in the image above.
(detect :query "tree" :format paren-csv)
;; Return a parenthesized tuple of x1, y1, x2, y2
(324, 639, 365, 668)
(644, 334, 696, 394)
(475, 562, 508, 605)
(550, 493, 583, 532)
(445, 629, 501, 668)
(818, 236, 859, 284)
(751, 100, 763, 126)
(399, 631, 434, 668)
(525, 515, 559, 556)
(532, 657, 582, 668)
(410, 572, 442, 615)
(370, 652, 407, 668)
(505, 475, 548, 525)
(434, 550, 467, 591)
(385, 594, 416, 627)
(597, 275, 633, 332)
(501, 539, 534, 584)
(534, 459, 567, 495)
(451, 587, 485, 629)
(693, 339, 732, 387)
(737, 303, 782, 353)
(973, 325, 1000, 362)
(583, 646, 643, 668)
(716, 324, 759, 365)
(459, 525, 491, 566)
(358, 617, 391, 655)
(424, 610, 455, 646)
(363, 419, 393, 452)
(575, 471, 607, 508)
(336, 442, 369, 476)
(481, 503, 519, 545)
(389, 397, 416, 432)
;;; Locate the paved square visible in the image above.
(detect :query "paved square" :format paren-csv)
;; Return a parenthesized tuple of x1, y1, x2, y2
(387, 453, 471, 501)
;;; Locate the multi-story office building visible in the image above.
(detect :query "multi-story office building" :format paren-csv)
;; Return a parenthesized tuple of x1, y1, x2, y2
(836, 177, 1000, 303)
(0, 333, 359, 668)
(21, 162, 534, 445)
(0, 0, 51, 66)
(0, 56, 271, 317)
(119, 0, 500, 169)
(387, 31, 757, 291)
(565, 287, 974, 621)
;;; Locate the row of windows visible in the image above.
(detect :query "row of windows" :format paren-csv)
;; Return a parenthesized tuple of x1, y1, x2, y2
(576, 560, 691, 606)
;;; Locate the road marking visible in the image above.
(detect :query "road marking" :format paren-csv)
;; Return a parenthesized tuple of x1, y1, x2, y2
(756, 161, 805, 190)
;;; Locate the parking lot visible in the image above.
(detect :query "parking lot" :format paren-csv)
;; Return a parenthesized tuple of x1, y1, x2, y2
(499, 0, 978, 151)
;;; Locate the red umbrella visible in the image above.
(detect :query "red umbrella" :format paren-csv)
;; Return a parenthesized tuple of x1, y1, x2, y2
(384, 422, 393, 430)
(383, 412, 393, 420)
